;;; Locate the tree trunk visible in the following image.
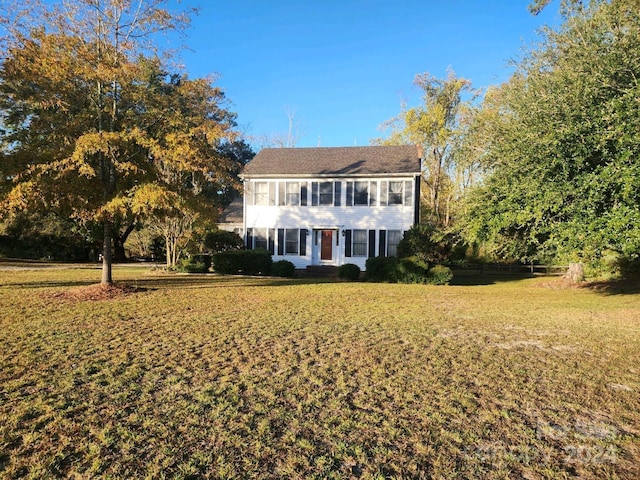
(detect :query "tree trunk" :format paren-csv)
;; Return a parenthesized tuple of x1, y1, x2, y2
(101, 219, 113, 284)
(113, 222, 136, 262)
(564, 262, 585, 283)
(166, 236, 172, 269)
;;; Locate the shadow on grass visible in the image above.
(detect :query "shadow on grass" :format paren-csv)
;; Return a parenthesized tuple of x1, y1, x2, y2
(581, 278, 640, 296)
(449, 272, 535, 286)
(4, 273, 339, 291)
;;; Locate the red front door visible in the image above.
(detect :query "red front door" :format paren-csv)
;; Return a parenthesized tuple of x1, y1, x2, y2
(321, 230, 333, 260)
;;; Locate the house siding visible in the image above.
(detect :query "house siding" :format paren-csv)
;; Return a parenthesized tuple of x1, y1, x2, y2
(244, 177, 417, 270)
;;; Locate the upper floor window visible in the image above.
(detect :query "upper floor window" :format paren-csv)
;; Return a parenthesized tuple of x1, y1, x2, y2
(347, 181, 377, 206)
(311, 181, 341, 206)
(380, 180, 414, 206)
(247, 181, 275, 206)
(388, 181, 404, 205)
(255, 182, 269, 205)
(278, 181, 301, 206)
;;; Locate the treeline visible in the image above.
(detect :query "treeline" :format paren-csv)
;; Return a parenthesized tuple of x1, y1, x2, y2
(377, 0, 640, 278)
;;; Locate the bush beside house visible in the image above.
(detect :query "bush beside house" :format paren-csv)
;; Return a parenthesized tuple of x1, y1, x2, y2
(212, 249, 272, 275)
(338, 263, 361, 281)
(365, 255, 452, 285)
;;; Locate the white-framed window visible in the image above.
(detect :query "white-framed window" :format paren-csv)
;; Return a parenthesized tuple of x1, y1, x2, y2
(286, 182, 300, 206)
(378, 180, 413, 206)
(254, 182, 269, 205)
(248, 181, 276, 206)
(311, 181, 338, 206)
(254, 228, 268, 250)
(388, 181, 404, 205)
(285, 228, 299, 254)
(387, 230, 402, 257)
(352, 229, 367, 256)
(319, 181, 333, 205)
(354, 181, 368, 205)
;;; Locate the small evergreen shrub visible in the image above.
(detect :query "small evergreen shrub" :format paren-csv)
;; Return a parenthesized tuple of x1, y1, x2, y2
(427, 264, 453, 285)
(177, 254, 211, 273)
(212, 249, 272, 275)
(365, 256, 399, 282)
(338, 263, 361, 281)
(272, 260, 296, 278)
(397, 256, 430, 284)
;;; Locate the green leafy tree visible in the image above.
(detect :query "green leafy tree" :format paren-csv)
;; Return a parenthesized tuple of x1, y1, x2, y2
(0, 1, 239, 282)
(375, 69, 478, 226)
(462, 0, 640, 272)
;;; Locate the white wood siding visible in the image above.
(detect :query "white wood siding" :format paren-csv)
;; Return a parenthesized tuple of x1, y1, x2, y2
(244, 177, 417, 269)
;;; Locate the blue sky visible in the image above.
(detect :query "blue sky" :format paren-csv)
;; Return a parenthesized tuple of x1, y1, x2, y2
(177, 1, 560, 149)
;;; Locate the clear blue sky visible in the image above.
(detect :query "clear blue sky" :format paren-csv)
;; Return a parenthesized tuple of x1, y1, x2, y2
(176, 1, 560, 149)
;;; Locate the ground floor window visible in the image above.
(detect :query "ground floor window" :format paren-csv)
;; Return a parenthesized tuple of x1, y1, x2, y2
(285, 228, 299, 254)
(276, 228, 307, 256)
(352, 229, 367, 256)
(387, 230, 402, 257)
(246, 228, 274, 254)
(254, 228, 268, 250)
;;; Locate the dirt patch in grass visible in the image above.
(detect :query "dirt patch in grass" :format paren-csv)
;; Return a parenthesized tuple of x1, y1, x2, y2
(44, 283, 147, 302)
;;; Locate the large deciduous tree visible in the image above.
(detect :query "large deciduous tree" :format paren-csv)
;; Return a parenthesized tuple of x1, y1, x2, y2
(375, 70, 478, 227)
(462, 0, 640, 272)
(0, 1, 239, 282)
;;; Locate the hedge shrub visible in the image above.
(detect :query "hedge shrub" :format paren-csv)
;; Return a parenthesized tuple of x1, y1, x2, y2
(178, 254, 211, 273)
(365, 256, 399, 282)
(272, 260, 296, 278)
(338, 263, 361, 281)
(212, 249, 272, 275)
(427, 265, 453, 285)
(397, 256, 430, 284)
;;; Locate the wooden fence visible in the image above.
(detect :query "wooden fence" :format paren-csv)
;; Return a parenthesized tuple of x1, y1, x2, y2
(452, 263, 569, 276)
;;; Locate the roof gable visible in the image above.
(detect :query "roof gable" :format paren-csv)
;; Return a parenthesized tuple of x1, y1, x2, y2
(242, 145, 421, 177)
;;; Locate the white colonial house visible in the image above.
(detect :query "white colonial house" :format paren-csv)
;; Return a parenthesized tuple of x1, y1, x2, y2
(240, 145, 422, 271)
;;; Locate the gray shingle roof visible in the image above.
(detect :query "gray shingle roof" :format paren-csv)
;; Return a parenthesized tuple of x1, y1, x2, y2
(242, 145, 421, 177)
(219, 197, 243, 224)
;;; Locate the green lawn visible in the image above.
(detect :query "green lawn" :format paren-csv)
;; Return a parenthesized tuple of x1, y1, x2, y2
(1, 266, 639, 479)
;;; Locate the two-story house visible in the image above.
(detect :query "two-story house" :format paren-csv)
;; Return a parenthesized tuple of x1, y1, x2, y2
(240, 145, 421, 271)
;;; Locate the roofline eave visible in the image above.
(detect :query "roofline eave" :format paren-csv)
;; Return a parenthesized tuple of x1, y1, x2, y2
(240, 172, 422, 180)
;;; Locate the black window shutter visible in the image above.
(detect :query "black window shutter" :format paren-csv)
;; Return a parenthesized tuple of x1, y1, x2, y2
(334, 181, 341, 206)
(268, 229, 275, 255)
(311, 182, 318, 206)
(301, 182, 308, 206)
(346, 182, 353, 206)
(277, 229, 284, 255)
(368, 230, 376, 258)
(300, 229, 307, 256)
(246, 228, 254, 250)
(345, 230, 352, 257)
(379, 230, 386, 257)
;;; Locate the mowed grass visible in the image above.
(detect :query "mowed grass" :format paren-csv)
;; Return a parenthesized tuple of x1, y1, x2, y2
(1, 266, 639, 479)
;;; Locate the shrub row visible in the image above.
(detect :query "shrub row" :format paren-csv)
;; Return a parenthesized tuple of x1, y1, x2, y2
(365, 256, 453, 285)
(212, 249, 273, 275)
(210, 249, 296, 278)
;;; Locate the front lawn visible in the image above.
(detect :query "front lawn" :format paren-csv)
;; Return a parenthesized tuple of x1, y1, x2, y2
(1, 266, 639, 478)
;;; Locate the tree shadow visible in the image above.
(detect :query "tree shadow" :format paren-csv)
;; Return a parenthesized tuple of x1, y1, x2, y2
(581, 278, 640, 296)
(448, 272, 536, 286)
